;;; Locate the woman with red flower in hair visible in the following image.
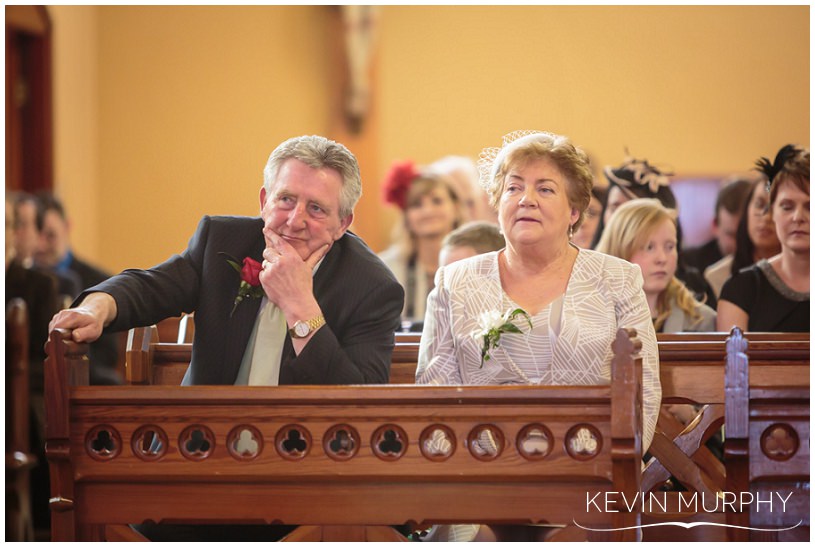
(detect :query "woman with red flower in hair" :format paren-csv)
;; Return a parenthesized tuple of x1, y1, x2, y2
(379, 160, 465, 329)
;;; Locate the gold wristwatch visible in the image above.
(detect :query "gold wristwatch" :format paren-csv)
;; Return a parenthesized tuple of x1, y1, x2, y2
(288, 315, 326, 339)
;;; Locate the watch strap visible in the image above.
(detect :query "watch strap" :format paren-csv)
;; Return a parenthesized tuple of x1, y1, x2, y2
(289, 315, 326, 338)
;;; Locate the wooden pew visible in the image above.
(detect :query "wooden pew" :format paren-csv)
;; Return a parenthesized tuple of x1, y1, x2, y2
(6, 298, 37, 541)
(124, 329, 807, 490)
(724, 328, 810, 541)
(45, 327, 643, 542)
(392, 331, 809, 539)
(120, 326, 810, 540)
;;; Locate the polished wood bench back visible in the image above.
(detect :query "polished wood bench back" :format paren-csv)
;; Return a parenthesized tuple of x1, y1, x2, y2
(724, 329, 810, 541)
(46, 327, 643, 542)
(121, 326, 810, 539)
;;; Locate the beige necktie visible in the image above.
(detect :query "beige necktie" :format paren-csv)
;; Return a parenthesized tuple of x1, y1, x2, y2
(247, 301, 287, 385)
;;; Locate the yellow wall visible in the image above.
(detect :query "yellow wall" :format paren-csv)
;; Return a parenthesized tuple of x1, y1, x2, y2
(50, 5, 809, 273)
(51, 6, 100, 263)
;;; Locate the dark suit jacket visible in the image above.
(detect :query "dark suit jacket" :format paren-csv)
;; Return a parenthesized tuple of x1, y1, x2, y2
(84, 215, 404, 385)
(68, 254, 111, 291)
(682, 238, 723, 275)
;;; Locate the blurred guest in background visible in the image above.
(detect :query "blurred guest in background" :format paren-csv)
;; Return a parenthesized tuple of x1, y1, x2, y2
(572, 185, 606, 248)
(704, 177, 781, 298)
(13, 192, 81, 300)
(683, 176, 754, 273)
(718, 144, 809, 332)
(591, 155, 716, 306)
(427, 155, 497, 224)
(12, 192, 43, 270)
(379, 160, 464, 329)
(596, 199, 716, 332)
(438, 220, 505, 267)
(6, 195, 61, 534)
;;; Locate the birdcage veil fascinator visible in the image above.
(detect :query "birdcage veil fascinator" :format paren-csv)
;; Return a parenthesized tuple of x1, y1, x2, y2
(476, 130, 561, 197)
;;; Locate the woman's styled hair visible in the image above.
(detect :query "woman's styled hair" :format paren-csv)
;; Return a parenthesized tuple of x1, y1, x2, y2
(478, 131, 593, 231)
(595, 198, 707, 331)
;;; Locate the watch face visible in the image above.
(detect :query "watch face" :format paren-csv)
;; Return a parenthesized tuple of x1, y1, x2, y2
(294, 321, 310, 337)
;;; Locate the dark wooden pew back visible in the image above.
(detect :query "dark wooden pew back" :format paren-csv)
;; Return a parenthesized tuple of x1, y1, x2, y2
(121, 326, 810, 540)
(6, 298, 36, 541)
(724, 329, 810, 541)
(47, 328, 643, 542)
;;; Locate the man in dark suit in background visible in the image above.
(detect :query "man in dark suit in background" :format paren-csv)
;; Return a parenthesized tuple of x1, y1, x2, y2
(49, 135, 405, 540)
(35, 193, 122, 385)
(682, 176, 754, 273)
(12, 192, 82, 302)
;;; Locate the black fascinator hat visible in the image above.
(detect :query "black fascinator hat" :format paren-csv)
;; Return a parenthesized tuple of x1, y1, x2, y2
(603, 155, 677, 210)
(754, 144, 797, 193)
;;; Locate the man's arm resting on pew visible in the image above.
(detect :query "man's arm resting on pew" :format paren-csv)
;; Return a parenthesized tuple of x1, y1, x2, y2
(49, 292, 118, 343)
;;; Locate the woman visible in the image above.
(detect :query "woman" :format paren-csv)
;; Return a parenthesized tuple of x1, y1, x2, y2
(572, 185, 605, 248)
(590, 155, 677, 248)
(415, 131, 660, 541)
(379, 160, 464, 328)
(590, 155, 716, 306)
(718, 145, 809, 332)
(704, 176, 782, 298)
(596, 199, 716, 332)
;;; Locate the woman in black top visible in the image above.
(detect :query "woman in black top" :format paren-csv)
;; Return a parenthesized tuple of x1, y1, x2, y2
(718, 144, 809, 332)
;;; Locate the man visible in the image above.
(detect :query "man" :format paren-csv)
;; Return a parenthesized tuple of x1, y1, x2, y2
(52, 135, 403, 384)
(6, 195, 61, 534)
(35, 194, 112, 294)
(683, 177, 754, 273)
(12, 192, 41, 269)
(49, 135, 404, 539)
(13, 192, 81, 299)
(438, 220, 505, 267)
(36, 193, 122, 385)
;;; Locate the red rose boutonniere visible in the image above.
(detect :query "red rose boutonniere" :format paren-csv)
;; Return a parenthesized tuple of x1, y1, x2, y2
(221, 253, 265, 316)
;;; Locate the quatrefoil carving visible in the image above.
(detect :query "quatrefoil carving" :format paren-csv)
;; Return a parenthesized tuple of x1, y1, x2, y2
(761, 423, 799, 461)
(179, 425, 215, 460)
(85, 425, 121, 461)
(372, 425, 407, 460)
(323, 424, 359, 461)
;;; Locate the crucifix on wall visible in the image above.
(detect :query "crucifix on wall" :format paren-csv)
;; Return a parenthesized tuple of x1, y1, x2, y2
(339, 5, 380, 134)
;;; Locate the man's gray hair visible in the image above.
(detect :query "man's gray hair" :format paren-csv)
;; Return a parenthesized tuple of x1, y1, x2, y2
(263, 135, 362, 219)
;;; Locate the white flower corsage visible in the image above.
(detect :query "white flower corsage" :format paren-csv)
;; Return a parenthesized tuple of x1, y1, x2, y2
(473, 308, 533, 367)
